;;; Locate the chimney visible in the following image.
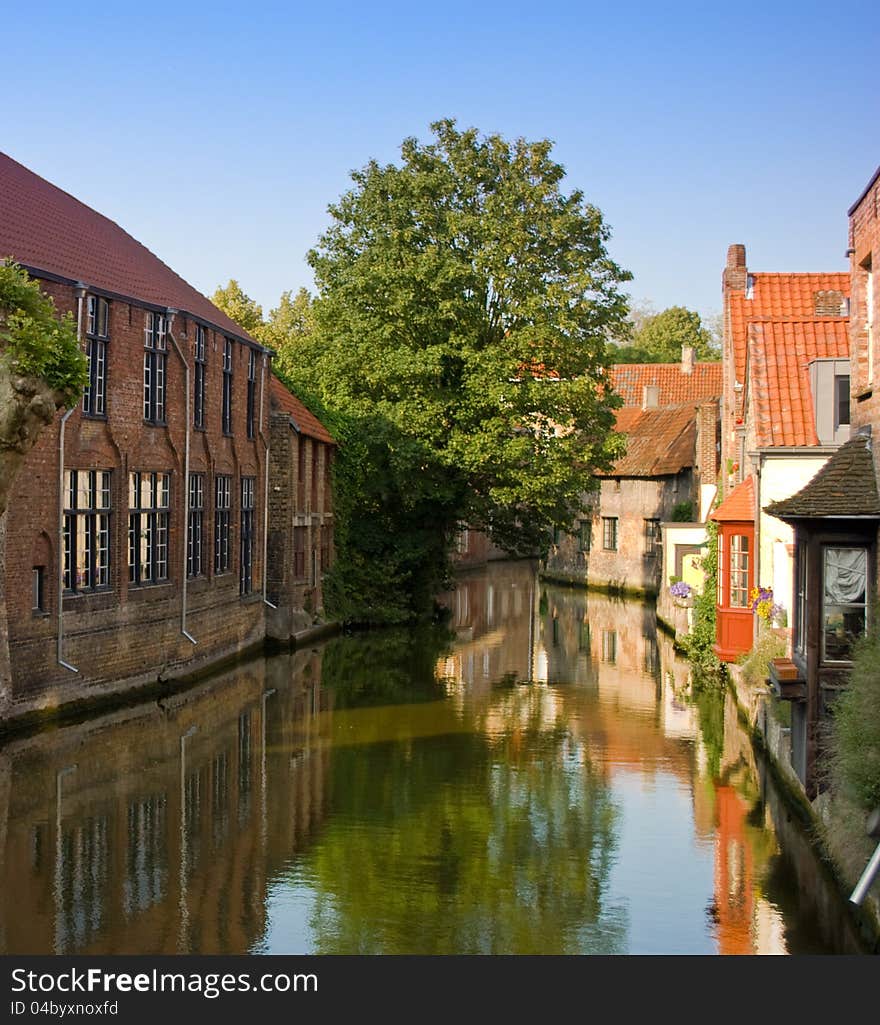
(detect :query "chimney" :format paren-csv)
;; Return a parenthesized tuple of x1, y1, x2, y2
(681, 345, 695, 375)
(642, 384, 660, 410)
(723, 243, 748, 294)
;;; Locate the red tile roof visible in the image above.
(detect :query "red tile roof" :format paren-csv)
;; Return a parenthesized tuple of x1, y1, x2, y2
(710, 476, 755, 523)
(728, 272, 849, 411)
(610, 362, 722, 408)
(269, 375, 335, 445)
(747, 318, 850, 447)
(0, 151, 261, 346)
(604, 402, 700, 478)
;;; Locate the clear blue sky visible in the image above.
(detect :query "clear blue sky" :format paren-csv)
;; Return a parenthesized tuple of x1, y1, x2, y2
(3, 1, 877, 324)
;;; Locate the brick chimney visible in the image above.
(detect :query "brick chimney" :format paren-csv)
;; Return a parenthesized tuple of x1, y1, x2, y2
(723, 243, 748, 294)
(642, 384, 660, 410)
(681, 345, 695, 375)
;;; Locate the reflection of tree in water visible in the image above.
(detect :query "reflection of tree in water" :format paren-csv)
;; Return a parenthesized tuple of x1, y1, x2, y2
(320, 623, 453, 709)
(305, 686, 628, 953)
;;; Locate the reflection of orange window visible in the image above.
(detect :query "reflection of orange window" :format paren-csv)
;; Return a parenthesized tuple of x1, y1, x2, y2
(713, 785, 754, 955)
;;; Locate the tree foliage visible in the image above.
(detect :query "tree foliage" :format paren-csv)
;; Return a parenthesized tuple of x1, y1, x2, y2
(612, 304, 719, 364)
(281, 119, 631, 622)
(211, 279, 264, 336)
(0, 260, 85, 402)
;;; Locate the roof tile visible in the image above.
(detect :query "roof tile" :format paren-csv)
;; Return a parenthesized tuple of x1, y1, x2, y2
(0, 151, 260, 345)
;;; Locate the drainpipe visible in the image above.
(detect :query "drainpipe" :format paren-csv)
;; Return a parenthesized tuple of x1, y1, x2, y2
(56, 286, 86, 673)
(259, 353, 276, 609)
(754, 454, 762, 649)
(850, 807, 880, 906)
(165, 310, 196, 645)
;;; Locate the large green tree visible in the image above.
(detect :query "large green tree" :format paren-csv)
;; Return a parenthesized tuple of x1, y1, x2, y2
(612, 304, 719, 364)
(281, 120, 631, 622)
(211, 279, 264, 336)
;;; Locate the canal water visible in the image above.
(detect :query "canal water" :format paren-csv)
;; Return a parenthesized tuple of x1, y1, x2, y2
(0, 562, 868, 954)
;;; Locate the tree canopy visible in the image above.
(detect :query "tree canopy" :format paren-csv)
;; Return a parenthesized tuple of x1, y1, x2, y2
(611, 304, 719, 364)
(276, 120, 631, 621)
(211, 279, 264, 336)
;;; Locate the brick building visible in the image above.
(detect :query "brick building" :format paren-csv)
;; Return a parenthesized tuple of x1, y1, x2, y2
(766, 165, 880, 795)
(266, 375, 336, 636)
(712, 245, 851, 662)
(0, 152, 333, 725)
(543, 351, 721, 596)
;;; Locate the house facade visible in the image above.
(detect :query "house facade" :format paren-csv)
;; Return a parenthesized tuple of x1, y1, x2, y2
(766, 166, 880, 796)
(712, 246, 851, 662)
(0, 152, 334, 726)
(543, 352, 721, 596)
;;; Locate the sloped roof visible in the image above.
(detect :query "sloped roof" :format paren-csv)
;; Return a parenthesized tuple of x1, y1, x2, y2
(603, 402, 698, 478)
(747, 318, 850, 447)
(728, 272, 849, 411)
(765, 434, 880, 520)
(0, 151, 263, 347)
(710, 476, 755, 523)
(269, 375, 335, 445)
(610, 362, 722, 408)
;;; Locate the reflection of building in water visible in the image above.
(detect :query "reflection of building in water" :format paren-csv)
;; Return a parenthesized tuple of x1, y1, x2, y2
(436, 561, 538, 689)
(0, 650, 330, 954)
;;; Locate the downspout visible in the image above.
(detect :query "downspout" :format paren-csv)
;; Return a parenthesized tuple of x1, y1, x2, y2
(259, 353, 276, 609)
(56, 286, 86, 673)
(165, 310, 196, 645)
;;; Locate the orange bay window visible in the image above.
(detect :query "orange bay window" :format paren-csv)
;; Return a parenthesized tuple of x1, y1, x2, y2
(710, 478, 756, 662)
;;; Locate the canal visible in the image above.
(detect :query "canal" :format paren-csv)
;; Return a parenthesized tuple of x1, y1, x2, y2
(0, 561, 868, 954)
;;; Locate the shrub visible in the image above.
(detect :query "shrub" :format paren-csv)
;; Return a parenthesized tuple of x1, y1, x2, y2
(671, 500, 693, 522)
(0, 260, 86, 403)
(830, 627, 880, 811)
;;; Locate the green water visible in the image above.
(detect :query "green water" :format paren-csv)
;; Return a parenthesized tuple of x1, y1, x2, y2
(0, 562, 867, 954)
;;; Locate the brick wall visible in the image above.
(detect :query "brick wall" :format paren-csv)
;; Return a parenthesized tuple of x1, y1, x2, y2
(2, 278, 269, 717)
(544, 471, 694, 595)
(266, 409, 335, 638)
(849, 169, 880, 450)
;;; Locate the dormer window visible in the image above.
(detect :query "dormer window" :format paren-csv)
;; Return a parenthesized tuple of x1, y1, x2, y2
(809, 358, 850, 445)
(813, 290, 848, 317)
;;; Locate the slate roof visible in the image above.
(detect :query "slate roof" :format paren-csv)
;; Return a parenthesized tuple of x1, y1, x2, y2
(747, 318, 850, 447)
(765, 434, 880, 520)
(269, 375, 335, 445)
(602, 402, 700, 478)
(710, 476, 755, 523)
(0, 151, 263, 347)
(610, 362, 722, 408)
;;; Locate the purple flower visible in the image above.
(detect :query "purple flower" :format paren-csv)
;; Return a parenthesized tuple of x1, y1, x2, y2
(670, 581, 692, 599)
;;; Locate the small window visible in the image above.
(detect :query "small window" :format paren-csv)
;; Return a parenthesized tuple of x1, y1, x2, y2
(823, 546, 867, 663)
(32, 566, 45, 612)
(729, 534, 749, 608)
(143, 312, 167, 424)
(128, 471, 170, 584)
(835, 374, 850, 429)
(222, 338, 234, 435)
(246, 349, 257, 439)
(795, 542, 807, 655)
(83, 296, 109, 417)
(578, 520, 592, 553)
(644, 518, 661, 556)
(194, 325, 207, 430)
(602, 517, 618, 551)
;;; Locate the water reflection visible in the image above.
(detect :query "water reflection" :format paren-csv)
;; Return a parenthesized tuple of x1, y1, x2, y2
(0, 562, 868, 954)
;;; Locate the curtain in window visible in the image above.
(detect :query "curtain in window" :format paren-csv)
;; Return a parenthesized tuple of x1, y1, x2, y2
(824, 548, 867, 604)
